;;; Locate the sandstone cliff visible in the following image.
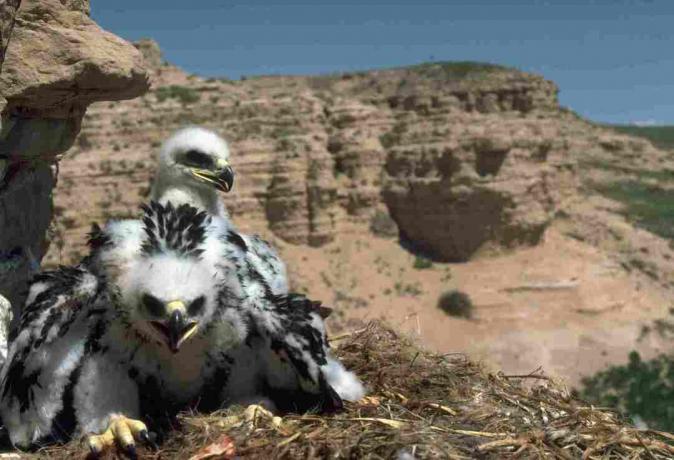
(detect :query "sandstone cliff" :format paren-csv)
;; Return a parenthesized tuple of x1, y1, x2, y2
(41, 47, 674, 387)
(47, 54, 666, 266)
(45, 57, 585, 264)
(0, 0, 148, 314)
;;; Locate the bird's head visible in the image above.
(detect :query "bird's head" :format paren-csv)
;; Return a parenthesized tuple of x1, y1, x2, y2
(113, 201, 230, 353)
(152, 126, 235, 204)
(123, 255, 220, 353)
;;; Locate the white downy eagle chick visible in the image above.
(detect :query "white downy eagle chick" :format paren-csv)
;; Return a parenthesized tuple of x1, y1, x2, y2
(151, 126, 288, 295)
(151, 126, 234, 218)
(0, 202, 359, 455)
(148, 127, 362, 400)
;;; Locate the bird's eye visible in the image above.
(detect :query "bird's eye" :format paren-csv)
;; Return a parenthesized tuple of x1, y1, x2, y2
(142, 294, 164, 317)
(188, 296, 206, 316)
(182, 150, 215, 169)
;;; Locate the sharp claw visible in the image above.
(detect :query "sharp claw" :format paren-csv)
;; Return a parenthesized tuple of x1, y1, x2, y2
(123, 443, 138, 460)
(86, 433, 106, 458)
(84, 416, 149, 458)
(139, 429, 158, 450)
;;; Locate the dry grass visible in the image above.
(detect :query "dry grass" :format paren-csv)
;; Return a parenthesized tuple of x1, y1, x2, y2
(23, 322, 674, 459)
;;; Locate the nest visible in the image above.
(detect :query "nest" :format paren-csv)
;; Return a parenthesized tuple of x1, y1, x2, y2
(31, 322, 674, 459)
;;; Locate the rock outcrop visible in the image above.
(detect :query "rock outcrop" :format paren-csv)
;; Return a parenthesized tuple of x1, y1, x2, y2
(47, 56, 670, 267)
(134, 38, 163, 71)
(45, 60, 584, 265)
(38, 44, 674, 388)
(0, 0, 20, 73)
(0, 0, 148, 314)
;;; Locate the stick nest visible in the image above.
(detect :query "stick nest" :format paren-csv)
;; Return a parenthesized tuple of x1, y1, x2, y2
(30, 322, 674, 459)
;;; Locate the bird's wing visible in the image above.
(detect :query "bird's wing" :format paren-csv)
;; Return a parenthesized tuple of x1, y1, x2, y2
(80, 217, 146, 293)
(0, 263, 108, 446)
(243, 234, 289, 295)
(244, 293, 343, 413)
(213, 225, 288, 294)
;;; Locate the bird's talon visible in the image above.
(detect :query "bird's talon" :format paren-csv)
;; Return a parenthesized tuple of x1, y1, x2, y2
(123, 443, 137, 460)
(243, 403, 277, 429)
(139, 429, 158, 450)
(85, 415, 149, 457)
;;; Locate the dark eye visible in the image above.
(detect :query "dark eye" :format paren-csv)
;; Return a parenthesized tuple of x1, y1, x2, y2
(182, 150, 214, 169)
(188, 296, 206, 315)
(142, 294, 164, 317)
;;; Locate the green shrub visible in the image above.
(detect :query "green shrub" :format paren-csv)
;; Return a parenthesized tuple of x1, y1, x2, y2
(413, 256, 433, 270)
(155, 85, 200, 104)
(579, 351, 674, 431)
(437, 290, 473, 319)
(593, 180, 674, 241)
(607, 124, 674, 150)
(410, 61, 508, 80)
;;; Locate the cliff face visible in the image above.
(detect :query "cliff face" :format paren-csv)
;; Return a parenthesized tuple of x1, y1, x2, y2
(0, 0, 148, 313)
(322, 65, 573, 261)
(30, 41, 674, 389)
(44, 59, 586, 265)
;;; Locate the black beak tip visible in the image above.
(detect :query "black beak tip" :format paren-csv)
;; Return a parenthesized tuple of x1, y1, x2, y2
(219, 166, 235, 192)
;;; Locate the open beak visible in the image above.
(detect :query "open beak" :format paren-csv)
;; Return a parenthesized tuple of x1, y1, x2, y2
(150, 301, 198, 353)
(191, 164, 234, 193)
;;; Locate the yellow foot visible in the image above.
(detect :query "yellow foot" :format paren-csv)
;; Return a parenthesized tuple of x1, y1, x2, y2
(243, 404, 283, 430)
(86, 414, 152, 458)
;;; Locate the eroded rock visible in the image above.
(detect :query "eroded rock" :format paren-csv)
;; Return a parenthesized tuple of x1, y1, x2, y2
(44, 58, 595, 265)
(134, 38, 163, 71)
(0, 0, 148, 314)
(1, 0, 148, 116)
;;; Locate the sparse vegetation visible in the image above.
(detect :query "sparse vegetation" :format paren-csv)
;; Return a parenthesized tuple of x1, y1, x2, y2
(579, 351, 674, 431)
(437, 290, 474, 319)
(155, 85, 201, 105)
(100, 159, 114, 173)
(583, 159, 674, 183)
(369, 209, 398, 238)
(606, 124, 674, 151)
(378, 121, 407, 148)
(593, 180, 674, 241)
(413, 255, 433, 270)
(393, 281, 422, 297)
(409, 61, 509, 80)
(580, 309, 674, 432)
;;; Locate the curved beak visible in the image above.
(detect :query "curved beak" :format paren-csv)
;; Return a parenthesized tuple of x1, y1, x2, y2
(191, 164, 234, 193)
(150, 300, 199, 353)
(167, 309, 198, 353)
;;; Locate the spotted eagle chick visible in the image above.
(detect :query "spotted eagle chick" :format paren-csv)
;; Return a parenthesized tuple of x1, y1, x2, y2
(0, 201, 348, 454)
(150, 126, 288, 295)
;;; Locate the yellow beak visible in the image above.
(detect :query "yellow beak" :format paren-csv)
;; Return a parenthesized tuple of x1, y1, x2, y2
(190, 161, 234, 193)
(150, 300, 199, 353)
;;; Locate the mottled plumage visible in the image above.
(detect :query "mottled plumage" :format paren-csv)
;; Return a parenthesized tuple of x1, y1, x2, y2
(150, 126, 289, 295)
(0, 202, 360, 449)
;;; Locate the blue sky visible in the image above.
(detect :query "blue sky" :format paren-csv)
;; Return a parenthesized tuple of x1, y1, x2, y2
(92, 0, 674, 125)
